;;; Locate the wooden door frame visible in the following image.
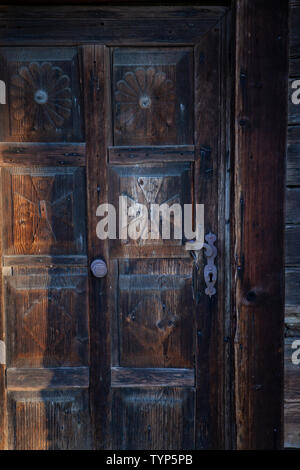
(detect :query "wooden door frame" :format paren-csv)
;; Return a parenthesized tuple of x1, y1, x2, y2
(0, 0, 288, 450)
(233, 0, 288, 450)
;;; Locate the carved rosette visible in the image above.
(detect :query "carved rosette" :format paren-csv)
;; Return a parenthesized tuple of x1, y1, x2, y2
(115, 67, 176, 132)
(10, 62, 72, 130)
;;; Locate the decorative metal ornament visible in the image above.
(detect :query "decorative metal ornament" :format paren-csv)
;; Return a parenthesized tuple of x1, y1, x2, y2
(186, 232, 217, 301)
(203, 232, 217, 298)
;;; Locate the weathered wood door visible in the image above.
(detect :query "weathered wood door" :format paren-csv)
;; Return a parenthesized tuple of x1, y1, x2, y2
(0, 18, 229, 450)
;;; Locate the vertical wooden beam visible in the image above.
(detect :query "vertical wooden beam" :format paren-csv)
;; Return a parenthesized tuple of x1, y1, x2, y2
(194, 22, 225, 449)
(81, 45, 112, 449)
(0, 168, 7, 450)
(234, 0, 289, 449)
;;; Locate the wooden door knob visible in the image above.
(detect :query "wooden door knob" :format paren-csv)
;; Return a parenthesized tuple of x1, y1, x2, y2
(90, 259, 107, 278)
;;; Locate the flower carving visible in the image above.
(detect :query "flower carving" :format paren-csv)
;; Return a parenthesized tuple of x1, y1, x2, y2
(115, 67, 176, 134)
(10, 62, 72, 130)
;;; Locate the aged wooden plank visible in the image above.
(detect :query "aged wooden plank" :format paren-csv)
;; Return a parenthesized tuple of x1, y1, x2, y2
(3, 255, 87, 267)
(109, 146, 195, 164)
(82, 45, 112, 450)
(284, 338, 300, 402)
(286, 188, 300, 223)
(110, 245, 190, 260)
(7, 367, 89, 391)
(0, 143, 86, 167)
(219, 11, 234, 450)
(285, 268, 300, 315)
(111, 367, 194, 388)
(0, 5, 228, 20)
(234, 0, 288, 449)
(194, 23, 226, 449)
(286, 225, 300, 265)
(289, 57, 300, 76)
(290, 5, 300, 57)
(0, 169, 7, 450)
(0, 18, 220, 46)
(285, 315, 300, 337)
(287, 127, 300, 186)
(284, 402, 300, 448)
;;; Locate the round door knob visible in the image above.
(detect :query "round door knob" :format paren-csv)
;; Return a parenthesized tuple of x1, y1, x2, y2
(90, 259, 107, 278)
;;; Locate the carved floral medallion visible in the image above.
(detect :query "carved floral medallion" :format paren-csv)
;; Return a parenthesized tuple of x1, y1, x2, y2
(10, 62, 72, 130)
(115, 67, 176, 133)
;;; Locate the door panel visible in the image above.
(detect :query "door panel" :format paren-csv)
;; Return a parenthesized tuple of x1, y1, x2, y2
(112, 388, 195, 450)
(8, 390, 90, 450)
(0, 48, 82, 142)
(113, 48, 193, 146)
(0, 46, 91, 449)
(2, 167, 86, 256)
(5, 267, 88, 368)
(109, 163, 191, 258)
(118, 259, 194, 368)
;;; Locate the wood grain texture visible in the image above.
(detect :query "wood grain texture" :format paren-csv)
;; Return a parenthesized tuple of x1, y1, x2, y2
(286, 225, 300, 265)
(112, 388, 195, 450)
(286, 188, 300, 223)
(118, 260, 193, 368)
(4, 267, 89, 368)
(285, 268, 300, 315)
(291, 4, 300, 57)
(284, 402, 300, 448)
(8, 390, 91, 450)
(289, 56, 300, 76)
(285, 3, 300, 448)
(284, 339, 300, 402)
(3, 255, 87, 266)
(0, 169, 7, 449)
(0, 143, 85, 167)
(81, 45, 112, 450)
(194, 20, 230, 449)
(111, 367, 194, 388)
(1, 167, 86, 256)
(0, 5, 228, 20)
(287, 126, 300, 186)
(234, 0, 288, 449)
(109, 146, 195, 164)
(0, 7, 225, 46)
(7, 367, 89, 390)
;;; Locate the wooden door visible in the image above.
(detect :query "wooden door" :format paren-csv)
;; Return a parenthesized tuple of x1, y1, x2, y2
(82, 33, 228, 450)
(0, 21, 229, 450)
(0, 47, 91, 450)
